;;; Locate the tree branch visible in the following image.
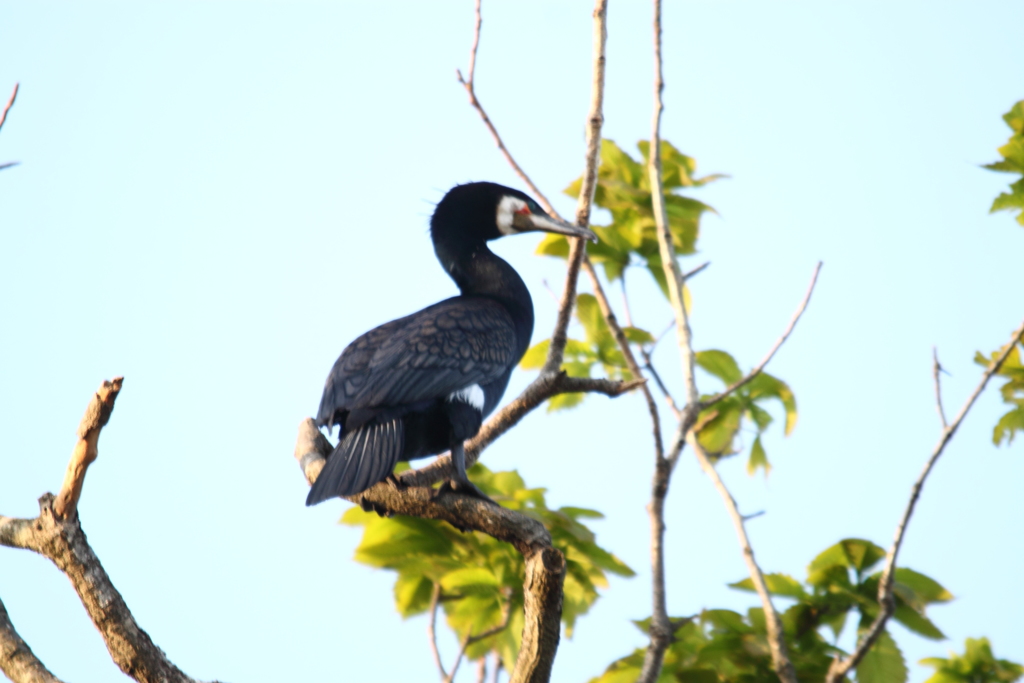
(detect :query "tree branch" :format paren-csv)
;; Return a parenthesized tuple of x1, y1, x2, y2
(932, 346, 948, 429)
(53, 377, 123, 519)
(582, 258, 664, 461)
(0, 378, 208, 683)
(825, 318, 1024, 683)
(688, 433, 797, 683)
(457, 0, 556, 217)
(700, 262, 822, 411)
(446, 590, 514, 683)
(293, 421, 566, 683)
(0, 597, 64, 683)
(0, 82, 19, 172)
(540, 0, 607, 377)
(0, 83, 17, 135)
(637, 2, 702, 680)
(428, 583, 448, 681)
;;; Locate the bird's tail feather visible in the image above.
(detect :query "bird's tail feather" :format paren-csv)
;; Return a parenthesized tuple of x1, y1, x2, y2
(305, 419, 404, 506)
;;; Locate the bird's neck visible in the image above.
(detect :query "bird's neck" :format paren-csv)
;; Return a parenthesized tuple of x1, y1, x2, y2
(438, 242, 535, 353)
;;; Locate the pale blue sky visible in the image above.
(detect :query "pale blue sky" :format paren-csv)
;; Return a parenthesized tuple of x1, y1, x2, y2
(1, 2, 1022, 682)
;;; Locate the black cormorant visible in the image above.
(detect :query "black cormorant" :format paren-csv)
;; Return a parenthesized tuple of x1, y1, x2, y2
(306, 182, 596, 505)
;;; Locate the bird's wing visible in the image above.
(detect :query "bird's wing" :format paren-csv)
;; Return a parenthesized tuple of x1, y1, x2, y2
(317, 297, 517, 423)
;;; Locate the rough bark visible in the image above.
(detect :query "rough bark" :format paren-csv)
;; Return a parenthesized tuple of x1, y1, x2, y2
(294, 420, 566, 683)
(0, 598, 64, 683)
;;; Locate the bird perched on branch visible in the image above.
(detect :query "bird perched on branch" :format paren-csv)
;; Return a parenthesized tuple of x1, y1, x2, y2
(306, 182, 596, 505)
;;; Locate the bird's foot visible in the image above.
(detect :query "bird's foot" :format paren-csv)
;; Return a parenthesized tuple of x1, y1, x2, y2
(385, 473, 406, 491)
(433, 478, 497, 505)
(358, 496, 393, 518)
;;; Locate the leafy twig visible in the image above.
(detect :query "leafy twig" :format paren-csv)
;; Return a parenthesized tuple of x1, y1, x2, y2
(700, 262, 822, 411)
(825, 318, 1024, 683)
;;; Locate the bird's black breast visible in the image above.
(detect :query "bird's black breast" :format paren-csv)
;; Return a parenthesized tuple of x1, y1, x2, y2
(317, 296, 519, 431)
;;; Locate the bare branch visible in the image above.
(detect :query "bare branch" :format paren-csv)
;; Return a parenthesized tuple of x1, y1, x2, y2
(456, 1, 555, 216)
(687, 433, 798, 683)
(476, 657, 488, 683)
(0, 597, 64, 683)
(294, 421, 566, 683)
(1, 378, 208, 683)
(701, 262, 822, 411)
(933, 346, 948, 429)
(429, 583, 448, 681)
(540, 0, 608, 377)
(1, 500, 202, 683)
(0, 83, 17, 135)
(826, 318, 1024, 683)
(683, 260, 710, 282)
(53, 377, 124, 519)
(583, 258, 664, 461)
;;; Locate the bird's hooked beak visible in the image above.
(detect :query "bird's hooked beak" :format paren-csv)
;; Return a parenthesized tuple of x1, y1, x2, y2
(513, 210, 598, 243)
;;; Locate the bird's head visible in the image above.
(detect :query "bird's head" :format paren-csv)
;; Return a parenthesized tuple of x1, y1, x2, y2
(431, 182, 598, 246)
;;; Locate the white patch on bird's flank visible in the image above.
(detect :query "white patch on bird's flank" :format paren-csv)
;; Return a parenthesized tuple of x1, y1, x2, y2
(496, 196, 527, 235)
(448, 384, 486, 411)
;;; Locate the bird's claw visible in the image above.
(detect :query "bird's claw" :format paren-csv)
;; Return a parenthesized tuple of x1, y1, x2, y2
(432, 478, 497, 505)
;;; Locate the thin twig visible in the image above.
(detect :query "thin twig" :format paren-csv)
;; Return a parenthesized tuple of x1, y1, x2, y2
(456, 0, 556, 216)
(933, 346, 948, 429)
(683, 260, 710, 282)
(701, 262, 822, 410)
(641, 349, 681, 419)
(583, 258, 664, 461)
(620, 276, 635, 327)
(541, 0, 607, 376)
(0, 83, 18, 135)
(687, 432, 796, 683)
(428, 583, 448, 681)
(446, 594, 514, 683)
(825, 318, 1024, 683)
(490, 654, 503, 683)
(476, 657, 488, 683)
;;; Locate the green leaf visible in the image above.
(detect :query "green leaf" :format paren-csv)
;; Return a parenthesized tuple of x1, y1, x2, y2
(394, 574, 434, 618)
(695, 349, 743, 384)
(921, 637, 1024, 683)
(747, 435, 771, 476)
(891, 567, 954, 607)
(808, 538, 886, 576)
(747, 373, 798, 435)
(519, 339, 550, 369)
(728, 573, 807, 599)
(984, 100, 1024, 226)
(857, 630, 908, 683)
(892, 603, 945, 640)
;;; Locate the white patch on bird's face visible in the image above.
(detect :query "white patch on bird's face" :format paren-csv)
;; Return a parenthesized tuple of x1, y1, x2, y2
(496, 195, 528, 236)
(448, 384, 486, 411)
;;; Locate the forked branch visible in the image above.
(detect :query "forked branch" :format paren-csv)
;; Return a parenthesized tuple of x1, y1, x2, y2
(0, 378, 204, 683)
(825, 318, 1024, 683)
